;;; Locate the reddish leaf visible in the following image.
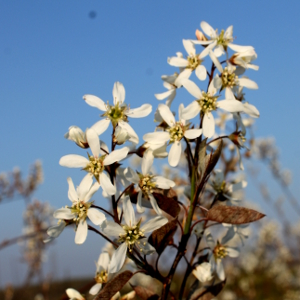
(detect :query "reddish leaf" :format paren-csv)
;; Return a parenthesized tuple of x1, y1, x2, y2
(188, 280, 225, 300)
(148, 219, 177, 254)
(131, 285, 160, 300)
(153, 188, 180, 218)
(207, 205, 265, 224)
(94, 271, 133, 300)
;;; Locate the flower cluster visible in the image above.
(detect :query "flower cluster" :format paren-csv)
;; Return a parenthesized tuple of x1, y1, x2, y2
(45, 21, 264, 300)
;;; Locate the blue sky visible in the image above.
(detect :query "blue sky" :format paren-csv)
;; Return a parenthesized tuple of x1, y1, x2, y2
(1, 1, 300, 286)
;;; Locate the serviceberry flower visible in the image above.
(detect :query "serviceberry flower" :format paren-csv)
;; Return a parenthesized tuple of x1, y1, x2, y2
(44, 220, 66, 243)
(125, 149, 175, 214)
(143, 104, 202, 167)
(206, 231, 240, 280)
(53, 174, 105, 244)
(193, 21, 254, 58)
(66, 288, 85, 300)
(59, 128, 129, 195)
(181, 77, 245, 138)
(168, 39, 207, 81)
(84, 82, 152, 144)
(89, 251, 110, 295)
(101, 196, 168, 273)
(192, 262, 213, 282)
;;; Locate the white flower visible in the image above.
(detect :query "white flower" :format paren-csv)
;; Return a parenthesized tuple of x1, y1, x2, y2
(222, 223, 251, 246)
(213, 63, 258, 100)
(206, 231, 240, 281)
(83, 82, 152, 144)
(143, 104, 202, 167)
(101, 196, 168, 273)
(64, 126, 88, 149)
(229, 48, 259, 70)
(53, 174, 105, 244)
(89, 251, 110, 295)
(125, 149, 175, 215)
(193, 262, 213, 282)
(193, 21, 254, 58)
(66, 288, 85, 300)
(181, 77, 245, 138)
(59, 128, 129, 195)
(208, 169, 247, 202)
(168, 40, 207, 81)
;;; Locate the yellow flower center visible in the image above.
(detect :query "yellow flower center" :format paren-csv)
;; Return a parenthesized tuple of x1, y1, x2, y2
(95, 270, 108, 284)
(70, 201, 92, 223)
(138, 174, 156, 196)
(103, 102, 128, 127)
(187, 55, 203, 70)
(118, 221, 144, 252)
(85, 154, 106, 181)
(213, 243, 228, 260)
(167, 122, 188, 142)
(221, 67, 238, 89)
(198, 91, 219, 114)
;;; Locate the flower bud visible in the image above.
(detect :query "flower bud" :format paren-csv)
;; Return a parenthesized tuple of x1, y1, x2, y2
(113, 126, 130, 145)
(64, 126, 89, 148)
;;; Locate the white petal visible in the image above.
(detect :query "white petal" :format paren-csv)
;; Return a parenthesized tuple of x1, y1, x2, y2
(125, 167, 140, 184)
(136, 191, 145, 213)
(88, 208, 106, 226)
(152, 176, 175, 189)
(174, 69, 193, 86)
(142, 149, 154, 175)
(143, 132, 170, 144)
(141, 216, 168, 233)
(225, 87, 235, 100)
(127, 104, 152, 118)
(138, 238, 156, 255)
(67, 177, 78, 202)
(86, 128, 101, 158)
(200, 21, 217, 38)
(75, 219, 88, 244)
(84, 181, 101, 202)
(238, 78, 258, 90)
(149, 194, 163, 215)
(227, 44, 254, 52)
(158, 104, 175, 127)
(102, 220, 125, 237)
(182, 39, 195, 55)
(243, 102, 259, 118)
(208, 77, 219, 95)
(195, 65, 207, 81)
(100, 172, 116, 195)
(113, 81, 126, 105)
(209, 51, 223, 73)
(118, 121, 139, 144)
(103, 147, 129, 166)
(53, 208, 75, 220)
(97, 251, 110, 271)
(199, 41, 217, 59)
(184, 129, 202, 139)
(123, 196, 136, 226)
(77, 173, 93, 200)
(108, 242, 128, 273)
(89, 283, 102, 295)
(168, 141, 181, 167)
(181, 101, 200, 120)
(83, 94, 107, 111)
(66, 288, 84, 300)
(168, 57, 188, 67)
(203, 113, 215, 138)
(226, 247, 240, 257)
(182, 79, 202, 99)
(91, 119, 111, 136)
(47, 222, 66, 238)
(216, 260, 225, 281)
(59, 155, 89, 168)
(217, 100, 245, 113)
(155, 90, 174, 100)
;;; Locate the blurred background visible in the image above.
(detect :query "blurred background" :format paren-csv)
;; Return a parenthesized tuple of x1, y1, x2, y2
(1, 1, 300, 299)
